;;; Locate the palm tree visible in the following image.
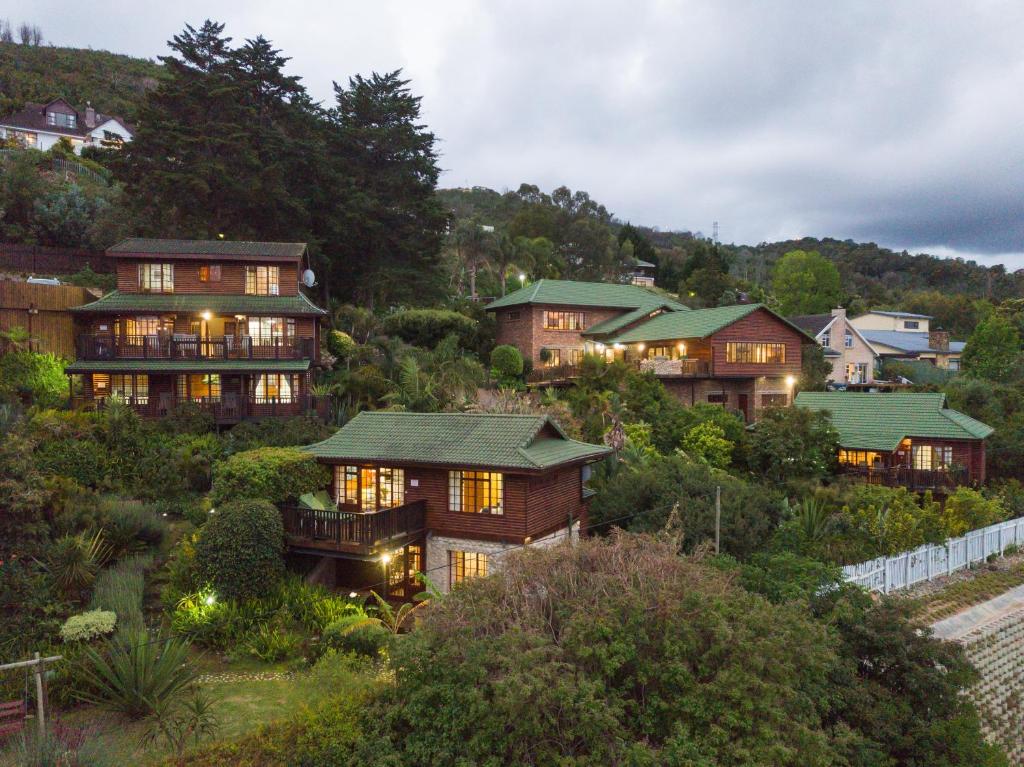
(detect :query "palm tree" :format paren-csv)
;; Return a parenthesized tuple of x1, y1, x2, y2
(382, 356, 439, 412)
(453, 218, 496, 300)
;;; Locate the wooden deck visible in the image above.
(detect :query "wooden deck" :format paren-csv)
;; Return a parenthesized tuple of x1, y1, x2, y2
(280, 500, 426, 558)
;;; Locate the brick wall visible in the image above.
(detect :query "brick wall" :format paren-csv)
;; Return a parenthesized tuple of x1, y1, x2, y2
(494, 304, 627, 365)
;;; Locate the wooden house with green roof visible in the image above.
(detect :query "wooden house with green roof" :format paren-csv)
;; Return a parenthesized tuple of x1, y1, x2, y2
(795, 391, 994, 490)
(488, 279, 813, 421)
(295, 411, 611, 596)
(65, 238, 327, 423)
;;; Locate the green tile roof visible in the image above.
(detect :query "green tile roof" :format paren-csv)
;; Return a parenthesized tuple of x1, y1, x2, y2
(304, 411, 611, 471)
(794, 392, 994, 451)
(604, 304, 817, 344)
(109, 238, 306, 259)
(485, 279, 688, 313)
(65, 359, 310, 374)
(69, 290, 327, 316)
(581, 305, 677, 337)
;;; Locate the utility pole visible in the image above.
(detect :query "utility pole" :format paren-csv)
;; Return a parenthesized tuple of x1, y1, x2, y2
(714, 485, 721, 555)
(32, 652, 44, 739)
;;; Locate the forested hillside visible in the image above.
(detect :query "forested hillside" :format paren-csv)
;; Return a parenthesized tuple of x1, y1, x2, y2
(0, 39, 161, 119)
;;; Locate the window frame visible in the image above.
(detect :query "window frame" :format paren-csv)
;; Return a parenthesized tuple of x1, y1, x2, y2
(333, 465, 405, 511)
(844, 330, 854, 348)
(760, 392, 788, 408)
(138, 263, 174, 293)
(724, 342, 786, 365)
(904, 320, 920, 330)
(245, 265, 280, 296)
(177, 373, 221, 402)
(449, 550, 488, 587)
(198, 264, 222, 283)
(448, 470, 504, 515)
(542, 310, 587, 331)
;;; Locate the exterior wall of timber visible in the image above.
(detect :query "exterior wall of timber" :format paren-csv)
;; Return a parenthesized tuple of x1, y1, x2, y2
(116, 260, 300, 296)
(494, 304, 626, 365)
(909, 437, 987, 485)
(708, 308, 804, 378)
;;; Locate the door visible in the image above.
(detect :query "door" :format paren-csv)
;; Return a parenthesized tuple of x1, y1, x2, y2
(737, 393, 750, 422)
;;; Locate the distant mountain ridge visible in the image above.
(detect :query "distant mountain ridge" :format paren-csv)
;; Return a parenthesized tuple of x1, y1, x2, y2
(0, 41, 161, 121)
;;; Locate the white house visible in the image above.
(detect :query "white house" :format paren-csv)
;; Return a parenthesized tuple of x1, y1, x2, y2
(789, 307, 878, 385)
(0, 98, 133, 154)
(850, 310, 965, 371)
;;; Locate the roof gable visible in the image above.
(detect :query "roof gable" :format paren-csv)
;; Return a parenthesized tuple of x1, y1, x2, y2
(787, 313, 834, 337)
(485, 279, 687, 312)
(303, 411, 610, 471)
(605, 304, 818, 344)
(794, 391, 994, 451)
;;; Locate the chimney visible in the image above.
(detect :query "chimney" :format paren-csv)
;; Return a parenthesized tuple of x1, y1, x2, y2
(929, 329, 950, 352)
(831, 306, 846, 320)
(85, 102, 96, 128)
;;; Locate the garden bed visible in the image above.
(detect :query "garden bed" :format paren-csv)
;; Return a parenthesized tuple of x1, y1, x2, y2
(901, 551, 1024, 625)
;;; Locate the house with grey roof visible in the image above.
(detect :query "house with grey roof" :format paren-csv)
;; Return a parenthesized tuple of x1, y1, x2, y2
(66, 238, 327, 423)
(795, 391, 993, 491)
(850, 310, 965, 371)
(297, 411, 611, 596)
(0, 98, 132, 154)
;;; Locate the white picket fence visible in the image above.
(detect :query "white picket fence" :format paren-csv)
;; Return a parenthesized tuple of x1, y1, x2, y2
(843, 516, 1024, 594)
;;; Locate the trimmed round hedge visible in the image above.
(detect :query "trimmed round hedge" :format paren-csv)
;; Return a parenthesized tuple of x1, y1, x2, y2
(194, 499, 285, 602)
(490, 344, 524, 378)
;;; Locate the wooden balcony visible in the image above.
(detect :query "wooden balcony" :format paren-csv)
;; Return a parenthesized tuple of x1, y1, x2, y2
(637, 358, 711, 377)
(841, 465, 964, 492)
(73, 393, 330, 424)
(280, 500, 426, 557)
(527, 363, 581, 384)
(76, 334, 315, 361)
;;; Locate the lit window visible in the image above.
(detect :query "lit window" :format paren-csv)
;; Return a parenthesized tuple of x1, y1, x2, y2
(913, 445, 952, 471)
(247, 317, 292, 342)
(138, 263, 174, 293)
(541, 349, 562, 368)
(543, 310, 587, 330)
(198, 265, 222, 282)
(725, 342, 785, 364)
(645, 345, 674, 359)
(448, 471, 503, 514)
(245, 265, 280, 295)
(177, 374, 220, 402)
(568, 348, 584, 364)
(124, 316, 166, 337)
(450, 550, 488, 586)
(101, 374, 149, 404)
(334, 465, 404, 511)
(253, 373, 299, 403)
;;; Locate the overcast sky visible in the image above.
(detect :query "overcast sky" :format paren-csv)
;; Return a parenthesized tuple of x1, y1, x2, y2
(27, 0, 1024, 268)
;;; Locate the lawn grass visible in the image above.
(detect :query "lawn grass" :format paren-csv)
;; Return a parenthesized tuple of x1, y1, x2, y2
(909, 562, 1024, 625)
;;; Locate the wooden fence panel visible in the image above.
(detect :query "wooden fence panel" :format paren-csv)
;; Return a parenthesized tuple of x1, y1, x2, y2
(0, 280, 95, 358)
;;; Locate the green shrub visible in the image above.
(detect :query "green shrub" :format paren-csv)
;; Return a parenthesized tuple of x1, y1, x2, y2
(210, 447, 329, 506)
(34, 438, 113, 489)
(941, 487, 1007, 538)
(224, 417, 336, 453)
(322, 614, 390, 658)
(746, 406, 839, 483)
(680, 420, 733, 468)
(60, 610, 117, 643)
(326, 330, 357, 362)
(194, 499, 285, 602)
(0, 351, 67, 408)
(77, 635, 197, 719)
(99, 499, 167, 558)
(840, 486, 943, 556)
(381, 308, 477, 349)
(490, 344, 524, 380)
(246, 623, 303, 663)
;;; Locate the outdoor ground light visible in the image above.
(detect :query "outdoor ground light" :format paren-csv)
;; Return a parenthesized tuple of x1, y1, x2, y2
(205, 594, 216, 606)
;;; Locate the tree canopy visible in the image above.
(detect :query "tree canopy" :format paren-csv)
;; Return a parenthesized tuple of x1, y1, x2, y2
(771, 249, 843, 315)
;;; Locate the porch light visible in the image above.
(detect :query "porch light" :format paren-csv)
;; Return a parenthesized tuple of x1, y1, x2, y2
(201, 311, 212, 321)
(785, 375, 796, 388)
(234, 315, 245, 321)
(637, 343, 645, 352)
(381, 553, 392, 565)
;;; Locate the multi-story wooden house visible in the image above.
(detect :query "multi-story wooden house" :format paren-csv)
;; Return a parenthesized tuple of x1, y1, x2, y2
(795, 392, 993, 491)
(488, 280, 812, 421)
(65, 238, 327, 423)
(292, 412, 610, 596)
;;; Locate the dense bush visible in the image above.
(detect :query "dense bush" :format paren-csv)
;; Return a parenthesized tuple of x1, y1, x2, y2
(322, 614, 390, 658)
(194, 499, 285, 602)
(34, 438, 113, 490)
(590, 454, 784, 559)
(746, 406, 839, 483)
(381, 308, 477, 349)
(60, 610, 117, 643)
(326, 329, 357, 363)
(941, 487, 1007, 537)
(0, 351, 67, 408)
(210, 447, 329, 506)
(223, 417, 335, 453)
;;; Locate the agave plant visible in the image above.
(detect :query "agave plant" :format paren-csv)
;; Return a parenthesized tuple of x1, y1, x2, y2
(76, 634, 198, 719)
(48, 530, 112, 597)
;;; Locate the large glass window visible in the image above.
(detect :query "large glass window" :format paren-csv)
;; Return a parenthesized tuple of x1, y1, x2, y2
(449, 550, 488, 587)
(245, 265, 280, 296)
(543, 310, 587, 330)
(47, 111, 77, 128)
(725, 342, 785, 364)
(838, 449, 883, 467)
(448, 471, 503, 514)
(913, 445, 952, 471)
(253, 373, 299, 403)
(93, 374, 148, 403)
(541, 349, 562, 368)
(138, 263, 174, 293)
(177, 374, 220, 402)
(246, 317, 294, 343)
(334, 465, 404, 511)
(123, 316, 168, 337)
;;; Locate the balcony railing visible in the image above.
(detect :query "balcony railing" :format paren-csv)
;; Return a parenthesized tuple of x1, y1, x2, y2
(637, 358, 711, 377)
(526, 363, 581, 384)
(280, 500, 426, 555)
(73, 393, 330, 423)
(76, 334, 315, 361)
(840, 465, 964, 491)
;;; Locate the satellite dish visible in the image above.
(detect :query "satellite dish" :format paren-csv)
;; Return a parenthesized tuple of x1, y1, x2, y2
(301, 269, 316, 288)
